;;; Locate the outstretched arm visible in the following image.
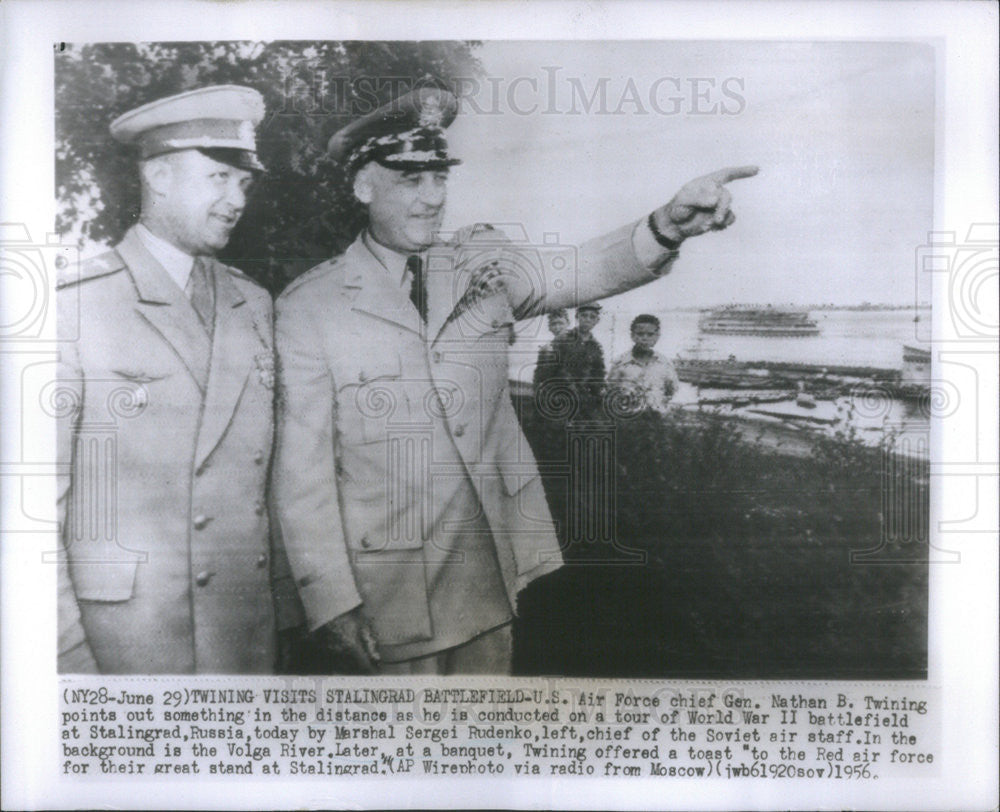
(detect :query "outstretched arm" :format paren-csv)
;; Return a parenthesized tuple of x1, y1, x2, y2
(648, 165, 759, 244)
(504, 166, 760, 317)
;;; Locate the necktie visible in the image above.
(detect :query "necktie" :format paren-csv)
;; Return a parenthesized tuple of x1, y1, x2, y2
(185, 256, 214, 333)
(407, 254, 427, 323)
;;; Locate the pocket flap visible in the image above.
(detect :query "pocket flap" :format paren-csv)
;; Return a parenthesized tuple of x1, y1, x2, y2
(338, 352, 403, 389)
(348, 529, 426, 553)
(71, 559, 139, 603)
(337, 353, 410, 444)
(341, 489, 425, 552)
(110, 367, 170, 383)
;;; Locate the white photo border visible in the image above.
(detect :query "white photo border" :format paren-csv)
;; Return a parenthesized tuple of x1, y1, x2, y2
(1, 1, 997, 810)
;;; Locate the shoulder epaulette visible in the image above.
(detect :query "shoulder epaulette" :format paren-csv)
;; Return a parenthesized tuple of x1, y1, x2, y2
(277, 257, 339, 300)
(223, 262, 257, 284)
(449, 222, 507, 247)
(56, 250, 125, 290)
(221, 262, 271, 298)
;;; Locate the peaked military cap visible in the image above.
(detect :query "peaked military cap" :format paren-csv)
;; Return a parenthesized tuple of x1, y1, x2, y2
(110, 85, 267, 173)
(328, 87, 462, 176)
(577, 302, 603, 314)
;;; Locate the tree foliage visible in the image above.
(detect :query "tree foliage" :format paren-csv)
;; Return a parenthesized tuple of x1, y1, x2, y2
(55, 40, 483, 293)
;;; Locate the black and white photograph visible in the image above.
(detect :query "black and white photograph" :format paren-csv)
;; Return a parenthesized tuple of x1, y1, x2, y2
(52, 38, 933, 679)
(0, 1, 996, 810)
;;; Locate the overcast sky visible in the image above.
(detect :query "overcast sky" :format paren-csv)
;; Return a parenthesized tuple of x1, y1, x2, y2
(441, 41, 935, 308)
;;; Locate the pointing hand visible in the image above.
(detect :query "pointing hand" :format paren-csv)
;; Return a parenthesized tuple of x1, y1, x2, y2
(652, 165, 759, 245)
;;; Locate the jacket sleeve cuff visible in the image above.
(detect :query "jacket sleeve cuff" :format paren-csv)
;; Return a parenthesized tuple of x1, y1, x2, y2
(296, 573, 363, 632)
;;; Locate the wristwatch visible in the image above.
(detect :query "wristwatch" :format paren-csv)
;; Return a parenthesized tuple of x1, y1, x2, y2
(647, 211, 683, 252)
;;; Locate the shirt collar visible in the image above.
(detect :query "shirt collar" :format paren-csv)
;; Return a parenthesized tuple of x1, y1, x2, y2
(135, 223, 196, 291)
(363, 230, 414, 288)
(628, 347, 662, 364)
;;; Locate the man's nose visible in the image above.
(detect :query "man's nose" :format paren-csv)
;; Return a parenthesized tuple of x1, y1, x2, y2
(224, 180, 247, 212)
(418, 177, 446, 207)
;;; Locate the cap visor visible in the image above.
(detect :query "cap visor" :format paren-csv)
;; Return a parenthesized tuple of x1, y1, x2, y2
(197, 147, 267, 174)
(373, 156, 462, 172)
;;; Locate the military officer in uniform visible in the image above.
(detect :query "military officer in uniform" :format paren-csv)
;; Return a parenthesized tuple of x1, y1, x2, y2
(57, 86, 301, 673)
(272, 87, 757, 674)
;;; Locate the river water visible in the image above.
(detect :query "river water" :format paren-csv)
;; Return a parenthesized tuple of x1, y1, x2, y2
(603, 308, 929, 369)
(513, 307, 932, 456)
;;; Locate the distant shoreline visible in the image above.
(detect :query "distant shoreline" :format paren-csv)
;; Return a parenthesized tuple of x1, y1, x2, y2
(665, 303, 932, 313)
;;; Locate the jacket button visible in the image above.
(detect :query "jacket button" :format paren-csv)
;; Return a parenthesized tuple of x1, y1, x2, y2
(193, 514, 209, 530)
(254, 500, 265, 516)
(195, 570, 215, 587)
(360, 535, 371, 549)
(453, 424, 466, 437)
(254, 450, 265, 465)
(432, 351, 442, 363)
(256, 554, 268, 569)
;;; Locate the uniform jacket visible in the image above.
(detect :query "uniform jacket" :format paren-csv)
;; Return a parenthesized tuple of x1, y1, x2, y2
(272, 220, 673, 651)
(56, 226, 298, 674)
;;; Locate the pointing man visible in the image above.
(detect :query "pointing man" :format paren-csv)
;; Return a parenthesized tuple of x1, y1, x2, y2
(57, 86, 300, 673)
(272, 87, 756, 675)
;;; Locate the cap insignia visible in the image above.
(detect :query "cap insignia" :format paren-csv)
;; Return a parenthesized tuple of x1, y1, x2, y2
(419, 94, 445, 128)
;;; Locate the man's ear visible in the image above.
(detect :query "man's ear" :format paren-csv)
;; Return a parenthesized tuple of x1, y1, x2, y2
(353, 165, 374, 205)
(139, 155, 173, 197)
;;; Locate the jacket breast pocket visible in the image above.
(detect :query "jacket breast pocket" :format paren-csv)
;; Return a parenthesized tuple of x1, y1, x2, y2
(110, 367, 172, 383)
(71, 558, 140, 603)
(336, 352, 411, 444)
(340, 475, 425, 552)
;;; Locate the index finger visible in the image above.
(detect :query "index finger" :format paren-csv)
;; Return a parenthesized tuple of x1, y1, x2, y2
(708, 165, 760, 184)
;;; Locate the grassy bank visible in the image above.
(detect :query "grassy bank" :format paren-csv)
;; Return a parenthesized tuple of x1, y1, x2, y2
(511, 396, 929, 679)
